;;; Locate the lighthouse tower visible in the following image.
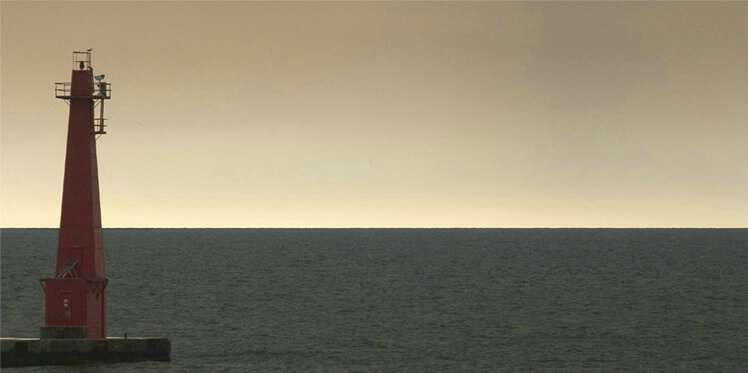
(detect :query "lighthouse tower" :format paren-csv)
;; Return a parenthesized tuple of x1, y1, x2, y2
(1, 51, 169, 367)
(41, 50, 110, 339)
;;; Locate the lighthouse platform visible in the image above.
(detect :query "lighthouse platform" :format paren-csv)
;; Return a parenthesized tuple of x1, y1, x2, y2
(0, 336, 170, 368)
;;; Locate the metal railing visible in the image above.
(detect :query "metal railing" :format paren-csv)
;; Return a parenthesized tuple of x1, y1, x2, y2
(73, 50, 91, 70)
(94, 118, 107, 135)
(55, 82, 111, 99)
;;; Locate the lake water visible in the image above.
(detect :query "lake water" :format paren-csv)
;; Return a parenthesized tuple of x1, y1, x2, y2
(2, 228, 747, 372)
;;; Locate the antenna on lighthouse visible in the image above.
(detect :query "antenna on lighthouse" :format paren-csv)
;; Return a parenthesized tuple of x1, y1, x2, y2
(93, 71, 110, 135)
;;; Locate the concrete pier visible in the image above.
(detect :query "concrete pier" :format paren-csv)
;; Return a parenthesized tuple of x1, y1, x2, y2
(1, 337, 170, 367)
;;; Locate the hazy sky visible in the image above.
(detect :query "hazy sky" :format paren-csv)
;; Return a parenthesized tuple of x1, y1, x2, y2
(2, 2, 747, 228)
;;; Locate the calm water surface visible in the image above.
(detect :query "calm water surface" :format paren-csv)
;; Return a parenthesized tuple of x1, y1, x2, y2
(2, 228, 747, 372)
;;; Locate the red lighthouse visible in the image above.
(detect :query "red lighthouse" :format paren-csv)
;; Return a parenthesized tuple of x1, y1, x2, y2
(2, 51, 169, 367)
(41, 50, 110, 339)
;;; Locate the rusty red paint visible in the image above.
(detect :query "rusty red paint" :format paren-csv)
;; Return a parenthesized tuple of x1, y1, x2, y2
(43, 56, 108, 339)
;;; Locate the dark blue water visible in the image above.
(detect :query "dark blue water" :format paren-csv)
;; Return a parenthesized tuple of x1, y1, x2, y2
(2, 228, 747, 372)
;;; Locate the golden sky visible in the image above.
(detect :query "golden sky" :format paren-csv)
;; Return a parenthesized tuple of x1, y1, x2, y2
(2, 1, 747, 227)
